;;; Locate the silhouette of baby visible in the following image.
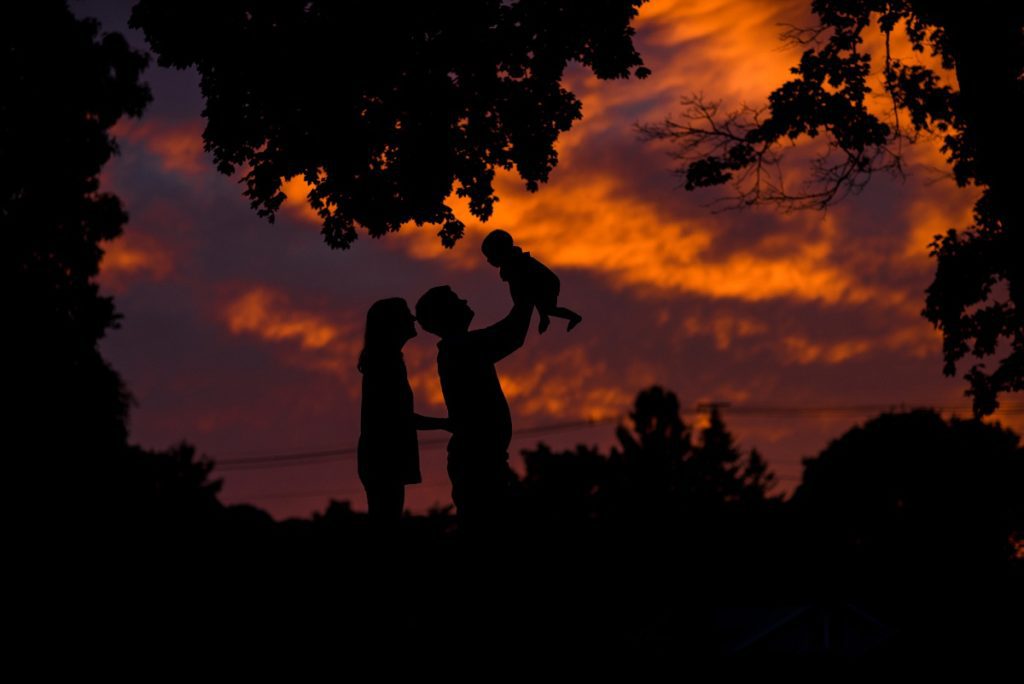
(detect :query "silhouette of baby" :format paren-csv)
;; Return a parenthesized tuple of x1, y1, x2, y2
(482, 229, 582, 334)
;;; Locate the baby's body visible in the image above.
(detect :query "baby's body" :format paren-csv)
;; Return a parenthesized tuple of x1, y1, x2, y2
(482, 230, 582, 334)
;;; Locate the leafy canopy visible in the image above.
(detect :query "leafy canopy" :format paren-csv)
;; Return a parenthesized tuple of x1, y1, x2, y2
(130, 0, 650, 248)
(640, 1, 1023, 416)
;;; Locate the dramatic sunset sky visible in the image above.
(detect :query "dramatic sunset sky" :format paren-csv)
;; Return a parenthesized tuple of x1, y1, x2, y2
(77, 0, 1022, 519)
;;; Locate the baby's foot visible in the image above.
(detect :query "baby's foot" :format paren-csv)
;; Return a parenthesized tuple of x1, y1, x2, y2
(567, 314, 582, 331)
(538, 316, 551, 334)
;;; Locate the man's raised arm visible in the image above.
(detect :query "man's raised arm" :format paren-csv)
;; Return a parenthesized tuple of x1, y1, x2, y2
(471, 290, 534, 363)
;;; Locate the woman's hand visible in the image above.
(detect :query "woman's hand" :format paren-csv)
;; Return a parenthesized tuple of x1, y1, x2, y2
(414, 413, 452, 431)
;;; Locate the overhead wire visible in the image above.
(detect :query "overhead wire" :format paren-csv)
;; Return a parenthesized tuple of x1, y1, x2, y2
(215, 401, 1023, 504)
(211, 401, 1024, 472)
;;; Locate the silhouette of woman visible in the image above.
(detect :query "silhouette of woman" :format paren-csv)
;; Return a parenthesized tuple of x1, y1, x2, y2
(357, 298, 450, 529)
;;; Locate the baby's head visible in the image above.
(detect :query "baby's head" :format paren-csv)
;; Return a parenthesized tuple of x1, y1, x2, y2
(482, 229, 515, 267)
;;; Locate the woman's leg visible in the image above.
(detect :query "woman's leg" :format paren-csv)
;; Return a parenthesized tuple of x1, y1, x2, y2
(366, 482, 405, 531)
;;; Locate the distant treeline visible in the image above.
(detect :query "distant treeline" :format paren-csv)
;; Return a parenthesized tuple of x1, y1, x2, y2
(74, 385, 1021, 659)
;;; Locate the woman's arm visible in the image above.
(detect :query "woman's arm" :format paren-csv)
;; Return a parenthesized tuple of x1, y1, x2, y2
(414, 413, 452, 431)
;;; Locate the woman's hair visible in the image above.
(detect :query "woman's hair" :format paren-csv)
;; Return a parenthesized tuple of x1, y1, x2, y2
(358, 297, 410, 374)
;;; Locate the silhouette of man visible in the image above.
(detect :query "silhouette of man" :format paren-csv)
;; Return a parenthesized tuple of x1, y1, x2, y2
(415, 285, 533, 537)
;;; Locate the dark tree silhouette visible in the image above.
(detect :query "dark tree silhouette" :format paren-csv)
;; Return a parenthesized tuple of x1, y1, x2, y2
(605, 386, 692, 524)
(519, 442, 606, 531)
(7, 3, 149, 485)
(687, 406, 778, 510)
(609, 388, 779, 521)
(122, 442, 224, 529)
(129, 0, 650, 249)
(640, 2, 1023, 416)
(519, 387, 778, 530)
(793, 409, 1024, 574)
(5, 4, 237, 549)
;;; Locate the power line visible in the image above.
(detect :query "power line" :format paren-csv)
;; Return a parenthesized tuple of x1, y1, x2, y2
(213, 416, 618, 471)
(707, 404, 1024, 416)
(236, 481, 468, 502)
(210, 401, 1024, 473)
(214, 400, 1022, 504)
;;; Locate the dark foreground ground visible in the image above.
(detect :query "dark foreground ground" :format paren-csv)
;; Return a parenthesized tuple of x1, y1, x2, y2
(26, 507, 1022, 669)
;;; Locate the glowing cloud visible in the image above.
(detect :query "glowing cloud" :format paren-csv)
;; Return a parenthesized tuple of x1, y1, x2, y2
(677, 312, 768, 351)
(99, 232, 174, 290)
(498, 346, 634, 421)
(225, 288, 345, 350)
(113, 119, 207, 177)
(272, 0, 973, 319)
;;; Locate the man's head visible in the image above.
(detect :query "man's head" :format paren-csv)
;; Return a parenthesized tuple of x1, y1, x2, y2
(415, 286, 474, 337)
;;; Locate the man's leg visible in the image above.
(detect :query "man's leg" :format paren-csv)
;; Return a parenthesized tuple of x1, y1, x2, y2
(448, 452, 514, 541)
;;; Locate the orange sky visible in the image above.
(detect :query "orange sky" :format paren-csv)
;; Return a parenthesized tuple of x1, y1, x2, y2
(84, 0, 1022, 519)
